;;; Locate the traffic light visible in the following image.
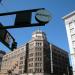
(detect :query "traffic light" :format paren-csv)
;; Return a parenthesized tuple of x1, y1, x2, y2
(11, 41, 17, 50)
(0, 23, 16, 50)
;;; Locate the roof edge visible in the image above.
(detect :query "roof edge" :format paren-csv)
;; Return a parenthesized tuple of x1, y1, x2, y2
(62, 11, 75, 20)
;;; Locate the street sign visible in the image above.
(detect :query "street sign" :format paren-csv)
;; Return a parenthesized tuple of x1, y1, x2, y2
(35, 9, 51, 24)
(0, 23, 17, 50)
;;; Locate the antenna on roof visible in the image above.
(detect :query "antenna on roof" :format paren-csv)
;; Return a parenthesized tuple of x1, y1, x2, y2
(37, 26, 42, 32)
(38, 27, 40, 31)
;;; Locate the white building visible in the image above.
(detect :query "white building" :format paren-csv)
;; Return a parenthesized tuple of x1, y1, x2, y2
(63, 11, 75, 75)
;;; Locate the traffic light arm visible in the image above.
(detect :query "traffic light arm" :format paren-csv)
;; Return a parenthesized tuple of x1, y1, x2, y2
(0, 8, 45, 29)
(0, 23, 45, 29)
(0, 8, 45, 16)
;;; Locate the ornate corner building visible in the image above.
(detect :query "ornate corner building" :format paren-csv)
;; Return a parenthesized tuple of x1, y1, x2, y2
(1, 30, 71, 75)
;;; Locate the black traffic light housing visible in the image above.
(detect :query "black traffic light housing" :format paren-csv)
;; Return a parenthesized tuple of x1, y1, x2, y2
(11, 41, 17, 50)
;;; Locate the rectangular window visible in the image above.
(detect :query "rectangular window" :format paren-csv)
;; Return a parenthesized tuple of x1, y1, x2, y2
(20, 57, 23, 60)
(35, 63, 38, 67)
(29, 53, 33, 57)
(28, 69, 33, 73)
(19, 70, 22, 74)
(28, 58, 33, 62)
(36, 42, 42, 46)
(19, 65, 23, 69)
(71, 34, 75, 41)
(28, 63, 33, 67)
(20, 61, 23, 64)
(39, 68, 42, 72)
(72, 41, 75, 47)
(35, 68, 40, 72)
(69, 22, 74, 29)
(70, 28, 75, 34)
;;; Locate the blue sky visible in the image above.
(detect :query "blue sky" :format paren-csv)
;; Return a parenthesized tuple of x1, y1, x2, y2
(0, 0, 75, 53)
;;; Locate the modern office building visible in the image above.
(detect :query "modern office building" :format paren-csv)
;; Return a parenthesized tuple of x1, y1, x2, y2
(63, 11, 75, 75)
(0, 50, 6, 71)
(1, 30, 70, 75)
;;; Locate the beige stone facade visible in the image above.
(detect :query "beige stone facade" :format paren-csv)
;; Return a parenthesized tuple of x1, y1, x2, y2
(0, 50, 6, 75)
(0, 30, 70, 75)
(27, 30, 50, 74)
(1, 45, 26, 75)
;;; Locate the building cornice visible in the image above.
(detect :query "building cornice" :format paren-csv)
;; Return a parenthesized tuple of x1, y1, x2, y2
(62, 11, 75, 20)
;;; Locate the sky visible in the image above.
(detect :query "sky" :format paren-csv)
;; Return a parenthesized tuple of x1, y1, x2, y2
(0, 0, 75, 53)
